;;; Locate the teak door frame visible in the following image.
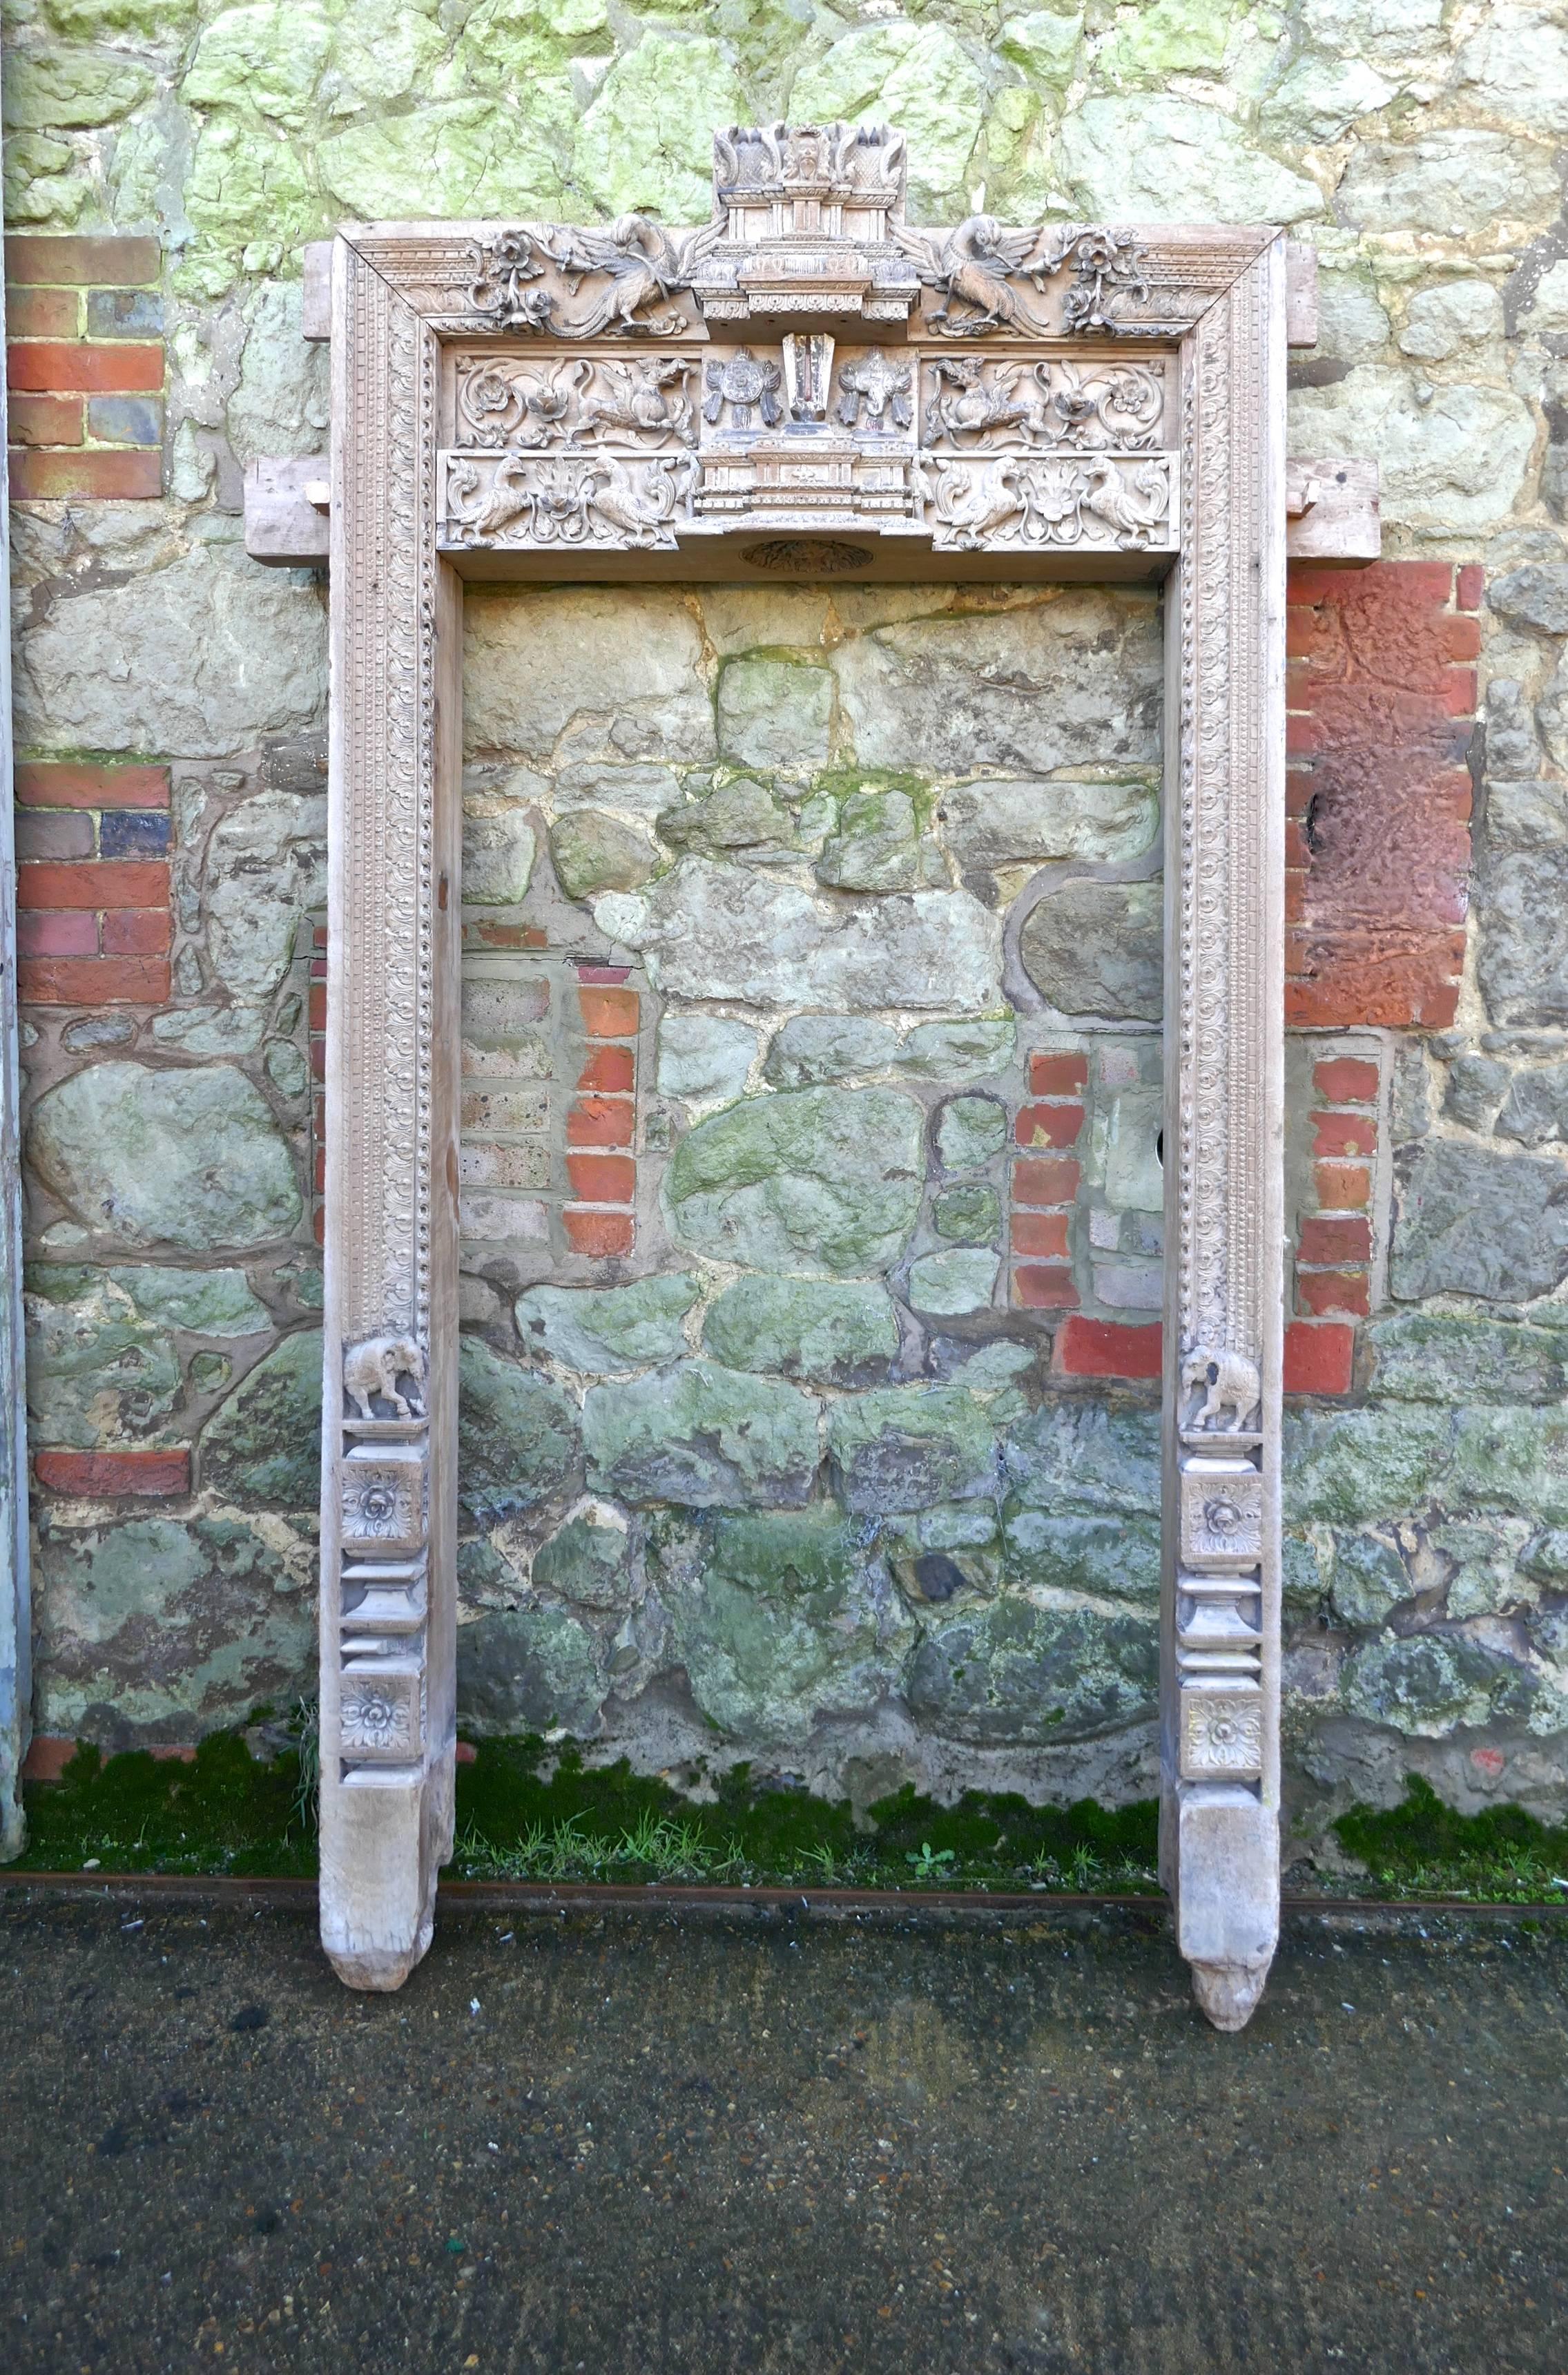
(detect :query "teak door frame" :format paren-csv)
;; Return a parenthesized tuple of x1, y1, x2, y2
(319, 137, 1286, 2028)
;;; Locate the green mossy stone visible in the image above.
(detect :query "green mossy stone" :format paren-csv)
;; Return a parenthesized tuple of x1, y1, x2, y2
(548, 809, 657, 902)
(514, 1276, 698, 1375)
(1283, 1407, 1453, 1528)
(907, 1248, 1000, 1315)
(762, 1015, 898, 1089)
(935, 1095, 1007, 1172)
(583, 1362, 821, 1508)
(200, 1331, 322, 1508)
(1000, 1507, 1161, 1608)
(1018, 879, 1163, 1022)
(828, 1385, 997, 1517)
(1341, 1634, 1544, 1739)
(1391, 1141, 1568, 1303)
(664, 1086, 925, 1276)
(1003, 1401, 1161, 1518)
(1329, 1530, 1413, 1629)
(932, 1185, 1002, 1245)
(661, 1507, 916, 1747)
(458, 1337, 581, 1523)
(701, 1275, 898, 1385)
(32, 1513, 314, 1742)
(716, 656, 834, 773)
(893, 1018, 1015, 1080)
(3, 45, 153, 128)
(457, 1606, 606, 1736)
(24, 1270, 182, 1452)
(1366, 1314, 1568, 1405)
(26, 1061, 303, 1253)
(531, 1509, 635, 1613)
(906, 1598, 1159, 1746)
(574, 30, 745, 222)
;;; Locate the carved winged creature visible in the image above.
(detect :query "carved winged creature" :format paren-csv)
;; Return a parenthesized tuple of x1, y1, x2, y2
(1081, 459, 1170, 546)
(547, 214, 721, 336)
(893, 214, 1048, 335)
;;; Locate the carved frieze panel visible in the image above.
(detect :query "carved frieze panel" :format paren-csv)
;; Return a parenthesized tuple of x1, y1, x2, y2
(438, 335, 1178, 563)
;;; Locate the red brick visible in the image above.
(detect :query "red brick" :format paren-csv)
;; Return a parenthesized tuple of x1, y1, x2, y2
(18, 910, 97, 956)
(1313, 1056, 1379, 1106)
(101, 907, 171, 955)
(1012, 1156, 1080, 1207)
(313, 1206, 325, 1244)
(148, 1744, 197, 1764)
(309, 981, 327, 1030)
(18, 858, 168, 910)
(15, 760, 168, 809)
(14, 808, 94, 860)
(1287, 958, 1462, 1033)
(310, 1035, 326, 1079)
(1012, 1265, 1079, 1309)
(8, 339, 163, 394)
(454, 1740, 478, 1765)
(1456, 564, 1483, 613)
(566, 1095, 633, 1148)
(566, 1152, 636, 1204)
(1052, 1316, 1161, 1381)
(577, 1044, 635, 1094)
(10, 447, 161, 499)
(6, 234, 161, 287)
(8, 390, 83, 445)
(1297, 1267, 1371, 1317)
(577, 963, 631, 984)
(563, 1206, 635, 1257)
(1284, 1320, 1355, 1396)
(1298, 1214, 1372, 1265)
(1314, 1160, 1371, 1211)
(5, 285, 80, 337)
(578, 986, 639, 1038)
(19, 953, 168, 1003)
(1028, 1051, 1088, 1095)
(21, 1734, 79, 1782)
(1441, 613, 1482, 662)
(34, 1445, 190, 1496)
(1314, 1110, 1376, 1160)
(1015, 1101, 1084, 1151)
(1011, 1209, 1070, 1259)
(465, 919, 550, 950)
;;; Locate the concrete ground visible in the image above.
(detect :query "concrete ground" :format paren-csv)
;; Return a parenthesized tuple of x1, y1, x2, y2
(1, 1887, 1565, 2374)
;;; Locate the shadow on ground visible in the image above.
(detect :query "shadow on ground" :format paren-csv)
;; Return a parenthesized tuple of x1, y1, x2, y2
(1, 1892, 1564, 2372)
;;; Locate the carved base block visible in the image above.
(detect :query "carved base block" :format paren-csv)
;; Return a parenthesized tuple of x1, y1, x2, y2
(1174, 1784, 1279, 2033)
(1190, 1959, 1272, 2033)
(319, 1750, 452, 1992)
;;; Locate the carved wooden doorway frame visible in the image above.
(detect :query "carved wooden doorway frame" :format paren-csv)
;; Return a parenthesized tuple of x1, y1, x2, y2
(318, 126, 1288, 2028)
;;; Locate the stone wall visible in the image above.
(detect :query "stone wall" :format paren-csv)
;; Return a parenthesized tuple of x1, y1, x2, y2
(8, 0, 1568, 1839)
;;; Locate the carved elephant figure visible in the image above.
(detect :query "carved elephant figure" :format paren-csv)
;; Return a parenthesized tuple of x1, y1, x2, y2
(1181, 1347, 1261, 1434)
(345, 1334, 426, 1423)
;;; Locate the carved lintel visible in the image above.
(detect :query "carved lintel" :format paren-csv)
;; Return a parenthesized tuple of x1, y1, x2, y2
(251, 442, 1377, 573)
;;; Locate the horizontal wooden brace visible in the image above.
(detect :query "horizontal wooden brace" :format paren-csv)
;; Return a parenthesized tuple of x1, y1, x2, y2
(246, 448, 1379, 570)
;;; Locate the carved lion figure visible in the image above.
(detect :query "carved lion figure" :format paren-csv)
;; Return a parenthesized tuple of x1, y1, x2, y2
(345, 1334, 426, 1423)
(1181, 1347, 1261, 1434)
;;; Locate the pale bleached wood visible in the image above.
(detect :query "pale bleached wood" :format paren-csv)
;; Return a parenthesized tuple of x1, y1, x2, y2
(247, 450, 1380, 571)
(243, 457, 329, 566)
(302, 242, 333, 341)
(1285, 242, 1318, 349)
(1285, 456, 1380, 564)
